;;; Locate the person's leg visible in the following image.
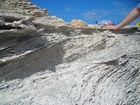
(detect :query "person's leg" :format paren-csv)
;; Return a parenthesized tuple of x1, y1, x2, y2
(106, 4, 140, 30)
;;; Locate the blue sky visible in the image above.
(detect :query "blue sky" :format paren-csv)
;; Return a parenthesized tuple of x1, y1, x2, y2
(30, 0, 140, 25)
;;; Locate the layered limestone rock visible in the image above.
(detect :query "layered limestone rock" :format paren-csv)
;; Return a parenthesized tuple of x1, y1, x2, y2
(0, 0, 140, 105)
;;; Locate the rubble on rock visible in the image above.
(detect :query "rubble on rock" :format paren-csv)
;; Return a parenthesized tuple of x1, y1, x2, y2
(0, 0, 140, 105)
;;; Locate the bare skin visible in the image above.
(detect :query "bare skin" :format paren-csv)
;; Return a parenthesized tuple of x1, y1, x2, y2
(106, 7, 140, 31)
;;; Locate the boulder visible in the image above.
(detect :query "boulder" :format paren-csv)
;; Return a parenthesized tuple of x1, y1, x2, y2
(70, 19, 88, 28)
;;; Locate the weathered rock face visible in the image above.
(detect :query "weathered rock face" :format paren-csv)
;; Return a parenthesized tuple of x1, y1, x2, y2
(0, 0, 48, 16)
(0, 0, 140, 105)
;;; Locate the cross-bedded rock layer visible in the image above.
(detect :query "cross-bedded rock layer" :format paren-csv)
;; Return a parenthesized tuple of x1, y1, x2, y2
(0, 0, 140, 105)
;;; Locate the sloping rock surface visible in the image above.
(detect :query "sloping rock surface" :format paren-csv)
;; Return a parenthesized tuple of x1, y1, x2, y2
(0, 0, 140, 105)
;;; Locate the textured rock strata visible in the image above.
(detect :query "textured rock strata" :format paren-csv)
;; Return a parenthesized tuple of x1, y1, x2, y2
(0, 0, 140, 105)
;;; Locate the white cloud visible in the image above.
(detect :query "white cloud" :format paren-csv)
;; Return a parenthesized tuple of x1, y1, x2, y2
(112, 2, 123, 7)
(112, 2, 130, 16)
(116, 7, 130, 16)
(82, 10, 97, 20)
(65, 5, 74, 11)
(82, 9, 113, 20)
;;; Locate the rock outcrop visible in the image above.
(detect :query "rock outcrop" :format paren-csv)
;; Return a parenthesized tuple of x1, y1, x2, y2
(0, 0, 140, 105)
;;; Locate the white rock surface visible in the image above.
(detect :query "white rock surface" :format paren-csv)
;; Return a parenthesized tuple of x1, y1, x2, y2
(0, 0, 140, 105)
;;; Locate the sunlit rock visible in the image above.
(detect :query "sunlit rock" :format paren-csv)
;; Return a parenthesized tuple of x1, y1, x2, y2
(70, 19, 88, 28)
(0, 0, 140, 105)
